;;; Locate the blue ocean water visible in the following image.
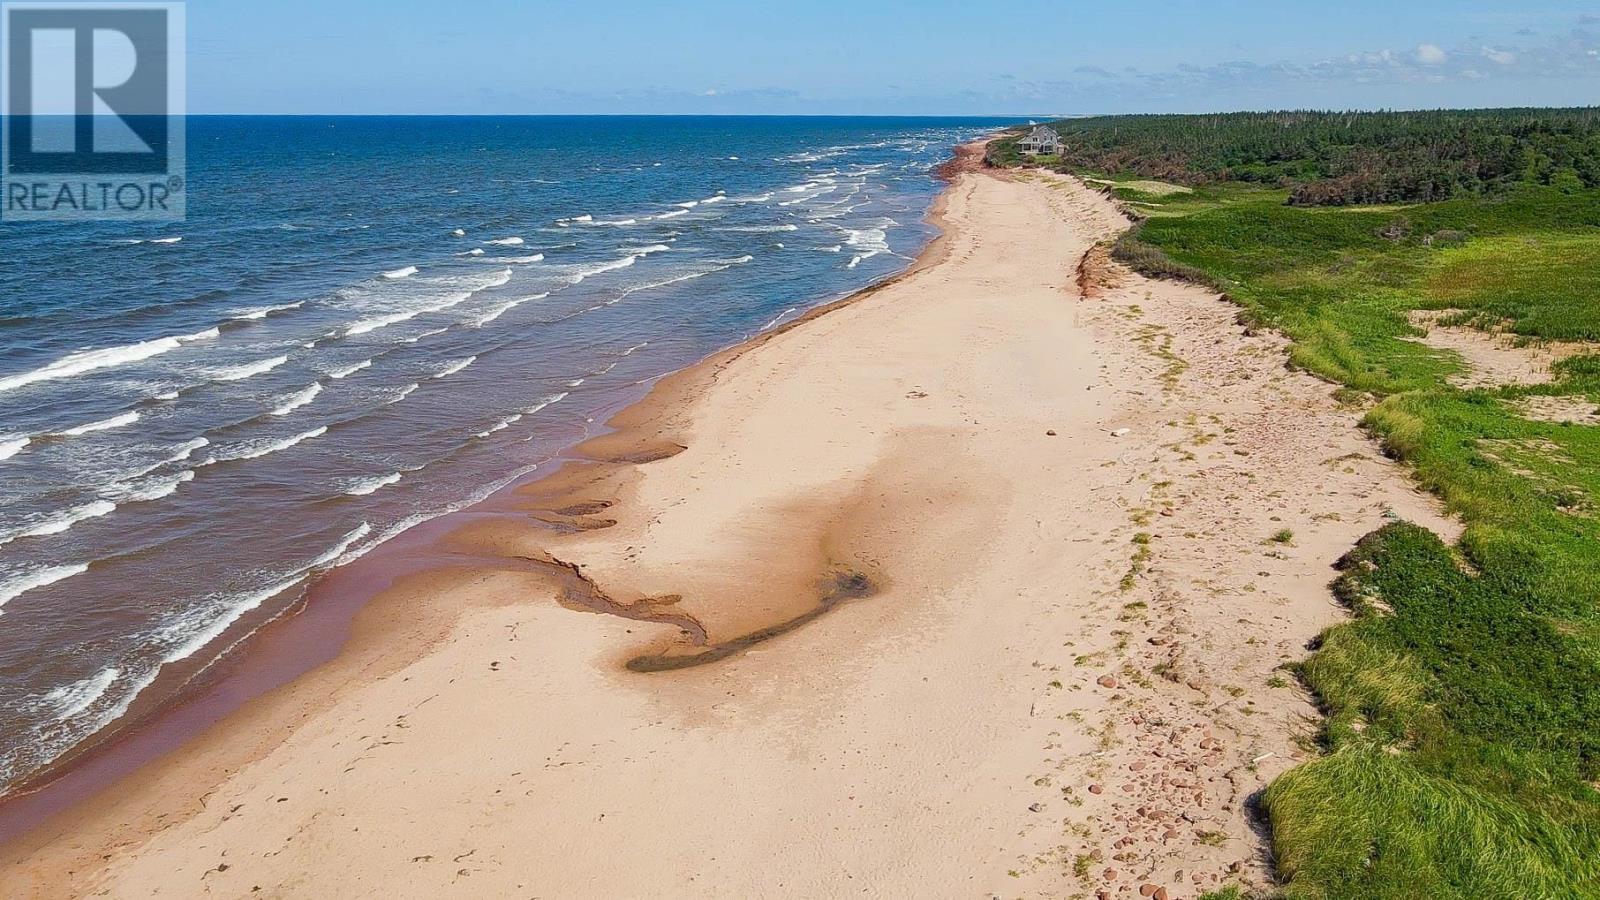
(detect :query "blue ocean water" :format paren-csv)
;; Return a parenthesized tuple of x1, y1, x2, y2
(0, 116, 1011, 792)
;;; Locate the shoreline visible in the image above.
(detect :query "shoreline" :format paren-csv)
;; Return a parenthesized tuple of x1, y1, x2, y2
(0, 141, 985, 854)
(7, 145, 1453, 897)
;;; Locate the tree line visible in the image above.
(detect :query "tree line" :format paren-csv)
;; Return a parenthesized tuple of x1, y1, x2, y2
(992, 108, 1600, 206)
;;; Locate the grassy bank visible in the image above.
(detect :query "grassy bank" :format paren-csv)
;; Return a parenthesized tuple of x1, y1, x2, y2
(1002, 116, 1600, 898)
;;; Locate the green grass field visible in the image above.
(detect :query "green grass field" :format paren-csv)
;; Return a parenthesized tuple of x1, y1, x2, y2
(1031, 154, 1600, 897)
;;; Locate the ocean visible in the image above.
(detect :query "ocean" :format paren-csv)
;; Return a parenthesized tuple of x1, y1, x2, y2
(0, 116, 1012, 796)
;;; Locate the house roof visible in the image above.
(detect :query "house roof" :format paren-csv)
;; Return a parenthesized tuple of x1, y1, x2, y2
(1024, 125, 1060, 141)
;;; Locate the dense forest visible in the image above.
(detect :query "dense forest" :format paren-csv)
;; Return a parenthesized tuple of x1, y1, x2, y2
(990, 108, 1600, 205)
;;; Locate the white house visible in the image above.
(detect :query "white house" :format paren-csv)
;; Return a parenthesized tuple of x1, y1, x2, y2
(1017, 125, 1063, 156)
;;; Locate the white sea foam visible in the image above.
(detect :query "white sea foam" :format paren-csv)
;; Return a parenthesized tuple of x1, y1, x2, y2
(474, 413, 522, 438)
(15, 663, 157, 790)
(717, 223, 798, 233)
(779, 185, 837, 206)
(111, 469, 194, 503)
(164, 436, 209, 464)
(469, 292, 548, 327)
(485, 237, 524, 246)
(335, 457, 545, 567)
(382, 265, 419, 280)
(595, 218, 637, 226)
(451, 228, 466, 237)
(401, 327, 450, 344)
(0, 500, 118, 547)
(345, 310, 422, 337)
(231, 300, 304, 322)
(0, 564, 89, 612)
(205, 426, 327, 465)
(345, 472, 401, 495)
(566, 245, 668, 285)
(158, 575, 306, 666)
(845, 226, 889, 253)
(329, 359, 372, 379)
(106, 437, 208, 486)
(308, 523, 372, 568)
(332, 514, 428, 566)
(0, 436, 29, 461)
(433, 356, 477, 379)
(212, 354, 288, 382)
(464, 248, 485, 257)
(487, 253, 544, 264)
(42, 667, 120, 720)
(655, 209, 689, 220)
(343, 268, 511, 337)
(149, 237, 182, 244)
(569, 258, 636, 284)
(525, 391, 568, 414)
(762, 307, 800, 331)
(385, 383, 419, 405)
(0, 328, 214, 395)
(271, 383, 323, 416)
(606, 256, 749, 307)
(59, 411, 141, 436)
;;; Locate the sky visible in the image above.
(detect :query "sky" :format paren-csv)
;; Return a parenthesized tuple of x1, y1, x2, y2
(189, 0, 1600, 115)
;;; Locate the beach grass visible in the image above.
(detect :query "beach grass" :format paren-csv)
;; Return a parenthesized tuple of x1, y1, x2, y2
(1008, 129, 1600, 897)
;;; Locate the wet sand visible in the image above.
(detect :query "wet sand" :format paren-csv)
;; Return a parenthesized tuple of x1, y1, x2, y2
(3, 150, 1452, 898)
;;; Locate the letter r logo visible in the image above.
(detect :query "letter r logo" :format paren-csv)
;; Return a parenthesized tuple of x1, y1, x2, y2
(4, 4, 174, 174)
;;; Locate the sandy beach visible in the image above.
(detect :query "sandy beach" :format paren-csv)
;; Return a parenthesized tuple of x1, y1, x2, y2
(3, 145, 1454, 898)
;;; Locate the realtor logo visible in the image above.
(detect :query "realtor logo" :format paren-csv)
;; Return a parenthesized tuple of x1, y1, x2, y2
(2, 1, 185, 221)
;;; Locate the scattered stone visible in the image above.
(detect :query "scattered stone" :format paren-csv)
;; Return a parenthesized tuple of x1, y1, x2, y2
(1046, 429, 1058, 436)
(1112, 428, 1131, 437)
(1028, 802, 1045, 813)
(1098, 675, 1119, 689)
(1088, 783, 1103, 795)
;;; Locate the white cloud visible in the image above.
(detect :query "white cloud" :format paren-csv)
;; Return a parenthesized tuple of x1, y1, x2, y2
(1483, 47, 1517, 65)
(1416, 43, 1447, 64)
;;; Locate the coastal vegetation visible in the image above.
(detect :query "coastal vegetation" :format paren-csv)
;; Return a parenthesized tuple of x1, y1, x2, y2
(988, 108, 1600, 205)
(996, 111, 1600, 898)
